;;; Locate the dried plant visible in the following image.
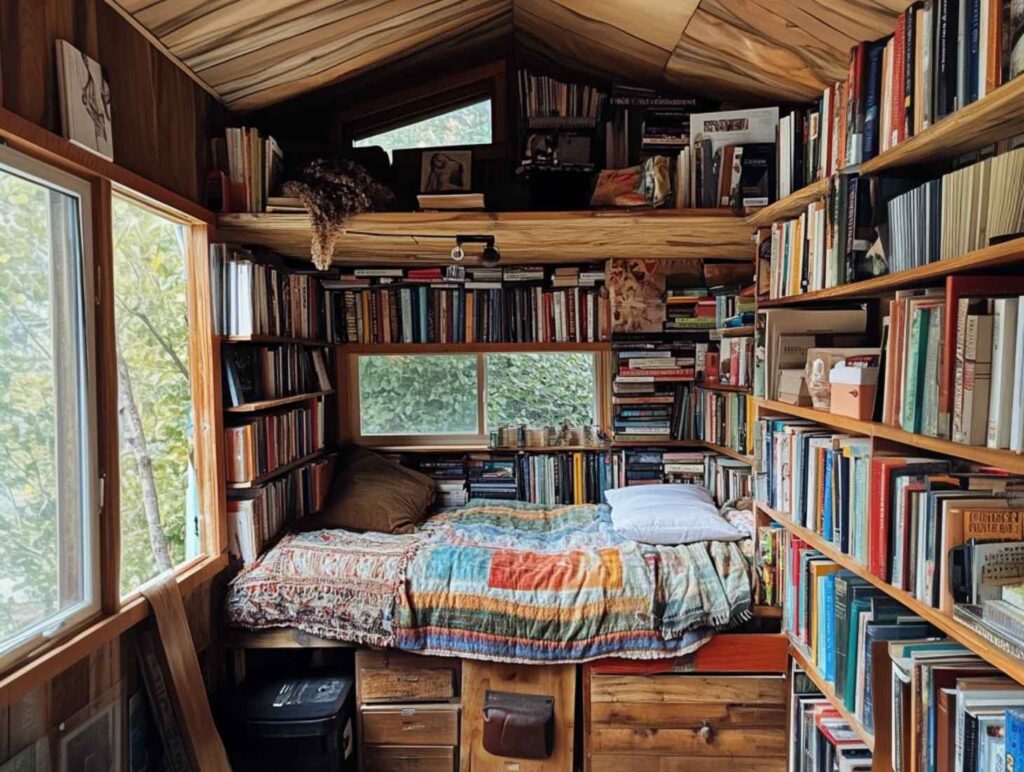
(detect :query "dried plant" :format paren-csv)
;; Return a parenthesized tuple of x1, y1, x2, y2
(282, 158, 395, 270)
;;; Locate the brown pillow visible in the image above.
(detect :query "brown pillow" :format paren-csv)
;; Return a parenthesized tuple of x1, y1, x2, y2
(305, 447, 435, 534)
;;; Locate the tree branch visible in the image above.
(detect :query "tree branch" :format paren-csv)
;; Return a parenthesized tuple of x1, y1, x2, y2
(115, 296, 190, 381)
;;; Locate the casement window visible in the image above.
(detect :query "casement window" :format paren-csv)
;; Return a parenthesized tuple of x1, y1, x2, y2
(352, 98, 493, 159)
(0, 145, 99, 669)
(112, 195, 203, 595)
(355, 352, 598, 443)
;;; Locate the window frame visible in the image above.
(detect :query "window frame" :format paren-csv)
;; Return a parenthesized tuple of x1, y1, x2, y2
(351, 97, 495, 156)
(0, 143, 101, 672)
(350, 350, 602, 447)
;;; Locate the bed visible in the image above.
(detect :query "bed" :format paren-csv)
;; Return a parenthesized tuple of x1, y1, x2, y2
(224, 500, 755, 665)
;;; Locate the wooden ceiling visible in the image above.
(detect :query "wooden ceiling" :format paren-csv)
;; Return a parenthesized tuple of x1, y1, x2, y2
(111, 0, 908, 112)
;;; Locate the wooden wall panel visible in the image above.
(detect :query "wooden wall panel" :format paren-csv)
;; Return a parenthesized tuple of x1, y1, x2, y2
(0, 0, 230, 205)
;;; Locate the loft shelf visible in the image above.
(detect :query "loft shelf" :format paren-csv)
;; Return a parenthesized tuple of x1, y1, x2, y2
(759, 236, 1024, 307)
(703, 443, 753, 464)
(716, 325, 755, 338)
(223, 335, 329, 346)
(225, 390, 333, 413)
(745, 77, 1024, 231)
(757, 399, 1024, 474)
(758, 501, 1024, 688)
(369, 444, 608, 454)
(215, 209, 753, 263)
(337, 341, 610, 354)
(788, 639, 875, 749)
(227, 449, 331, 490)
(700, 382, 752, 394)
(746, 178, 829, 227)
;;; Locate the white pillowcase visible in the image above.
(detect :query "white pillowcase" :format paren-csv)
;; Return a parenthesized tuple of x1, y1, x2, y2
(604, 484, 744, 545)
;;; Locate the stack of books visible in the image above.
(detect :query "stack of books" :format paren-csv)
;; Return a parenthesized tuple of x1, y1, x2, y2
(790, 676, 872, 771)
(227, 454, 336, 563)
(517, 70, 604, 120)
(467, 455, 517, 500)
(714, 337, 753, 388)
(704, 454, 752, 504)
(210, 245, 326, 339)
(664, 292, 717, 332)
(225, 399, 327, 485)
(611, 341, 700, 441)
(713, 285, 756, 329)
(214, 126, 283, 213)
(223, 345, 332, 407)
(325, 264, 609, 345)
(413, 457, 468, 508)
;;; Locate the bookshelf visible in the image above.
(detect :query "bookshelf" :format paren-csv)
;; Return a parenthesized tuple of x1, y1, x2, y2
(215, 209, 754, 262)
(756, 398, 1024, 475)
(716, 325, 755, 337)
(702, 443, 754, 465)
(700, 382, 752, 394)
(224, 335, 329, 346)
(758, 502, 1024, 687)
(226, 448, 333, 490)
(788, 640, 875, 749)
(224, 390, 335, 413)
(338, 341, 610, 354)
(746, 178, 830, 228)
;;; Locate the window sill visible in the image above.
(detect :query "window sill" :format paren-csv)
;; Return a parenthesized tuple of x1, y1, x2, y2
(0, 550, 228, 708)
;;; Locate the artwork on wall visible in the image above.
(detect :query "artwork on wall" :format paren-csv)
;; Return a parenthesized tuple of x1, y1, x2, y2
(0, 738, 50, 772)
(420, 149, 472, 193)
(55, 40, 114, 160)
(57, 688, 122, 772)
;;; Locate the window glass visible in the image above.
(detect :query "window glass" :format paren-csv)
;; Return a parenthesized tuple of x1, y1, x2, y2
(485, 353, 597, 429)
(353, 99, 492, 160)
(358, 355, 478, 435)
(0, 150, 95, 664)
(113, 197, 200, 595)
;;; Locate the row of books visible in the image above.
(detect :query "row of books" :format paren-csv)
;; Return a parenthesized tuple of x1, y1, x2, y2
(209, 244, 326, 340)
(325, 265, 610, 345)
(664, 292, 717, 332)
(688, 107, 779, 209)
(881, 278, 1024, 451)
(213, 127, 283, 213)
(516, 70, 604, 120)
(227, 454, 336, 564)
(713, 287, 756, 329)
(757, 525, 784, 607)
(225, 399, 328, 484)
(782, 0, 1023, 183)
(764, 146, 1024, 300)
(790, 669, 871, 771)
(704, 454, 752, 506)
(715, 336, 753, 388)
(223, 345, 332, 407)
(694, 389, 754, 456)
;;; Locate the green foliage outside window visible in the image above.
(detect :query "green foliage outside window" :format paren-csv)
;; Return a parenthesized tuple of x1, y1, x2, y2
(353, 100, 492, 159)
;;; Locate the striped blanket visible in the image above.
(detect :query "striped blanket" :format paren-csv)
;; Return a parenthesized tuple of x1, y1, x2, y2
(225, 500, 753, 664)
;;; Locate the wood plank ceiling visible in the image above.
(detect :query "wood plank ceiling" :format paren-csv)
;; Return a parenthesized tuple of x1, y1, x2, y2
(110, 0, 908, 112)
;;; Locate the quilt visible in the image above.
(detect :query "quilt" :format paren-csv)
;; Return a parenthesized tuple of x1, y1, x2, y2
(224, 500, 753, 664)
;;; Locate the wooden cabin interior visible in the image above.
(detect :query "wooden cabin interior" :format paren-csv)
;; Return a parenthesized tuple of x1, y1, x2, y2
(1, 1, 1024, 770)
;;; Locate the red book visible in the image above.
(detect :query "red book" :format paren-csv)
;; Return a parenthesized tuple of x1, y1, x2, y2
(891, 13, 906, 149)
(940, 276, 1024, 437)
(869, 456, 906, 578)
(848, 42, 867, 162)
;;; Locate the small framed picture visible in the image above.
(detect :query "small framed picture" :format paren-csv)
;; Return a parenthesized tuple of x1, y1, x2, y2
(55, 40, 114, 160)
(58, 689, 122, 772)
(420, 149, 472, 193)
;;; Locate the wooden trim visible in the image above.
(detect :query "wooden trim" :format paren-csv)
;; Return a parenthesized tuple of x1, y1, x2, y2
(700, 383, 752, 394)
(746, 178, 830, 228)
(367, 444, 610, 454)
(788, 639, 874, 749)
(759, 501, 1024, 687)
(222, 628, 357, 649)
(0, 551, 227, 709)
(0, 107, 214, 224)
(752, 605, 783, 618)
(759, 236, 1024, 306)
(702, 443, 753, 464)
(224, 335, 329, 346)
(92, 177, 121, 616)
(756, 399, 1024, 474)
(224, 390, 335, 413)
(226, 449, 333, 490)
(339, 342, 610, 354)
(717, 325, 755, 338)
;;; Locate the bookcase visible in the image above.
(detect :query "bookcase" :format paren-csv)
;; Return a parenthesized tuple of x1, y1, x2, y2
(746, 64, 1024, 765)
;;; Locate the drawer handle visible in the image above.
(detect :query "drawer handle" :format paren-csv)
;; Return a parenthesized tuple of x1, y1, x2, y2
(698, 721, 714, 744)
(402, 722, 426, 731)
(397, 675, 421, 683)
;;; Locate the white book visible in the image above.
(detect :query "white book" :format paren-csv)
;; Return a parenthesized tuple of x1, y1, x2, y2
(1012, 296, 1024, 453)
(987, 298, 1020, 449)
(961, 314, 994, 447)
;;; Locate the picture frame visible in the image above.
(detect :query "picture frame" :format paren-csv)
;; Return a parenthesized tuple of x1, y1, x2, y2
(419, 149, 472, 193)
(55, 40, 114, 160)
(58, 687, 122, 772)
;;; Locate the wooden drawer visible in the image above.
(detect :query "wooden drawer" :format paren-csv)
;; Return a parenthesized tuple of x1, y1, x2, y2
(361, 704, 459, 746)
(356, 650, 458, 703)
(590, 753, 787, 771)
(587, 674, 787, 761)
(363, 745, 454, 772)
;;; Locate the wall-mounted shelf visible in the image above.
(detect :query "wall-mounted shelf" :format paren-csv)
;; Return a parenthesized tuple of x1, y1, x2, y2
(758, 236, 1024, 307)
(759, 502, 1024, 688)
(746, 178, 830, 228)
(700, 382, 752, 394)
(716, 325, 755, 338)
(225, 390, 334, 413)
(369, 444, 609, 454)
(756, 399, 1024, 473)
(338, 341, 610, 354)
(223, 335, 329, 346)
(227, 449, 331, 490)
(215, 209, 753, 263)
(702, 443, 753, 464)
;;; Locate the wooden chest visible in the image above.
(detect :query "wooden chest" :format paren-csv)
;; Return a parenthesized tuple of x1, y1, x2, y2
(356, 650, 459, 704)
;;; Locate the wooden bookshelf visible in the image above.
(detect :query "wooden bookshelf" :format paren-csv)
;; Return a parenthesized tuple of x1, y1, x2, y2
(758, 502, 1024, 687)
(700, 382, 752, 394)
(223, 335, 329, 346)
(703, 442, 753, 464)
(717, 325, 755, 337)
(611, 439, 708, 449)
(788, 639, 875, 750)
(215, 209, 754, 263)
(224, 390, 334, 413)
(338, 341, 611, 354)
(756, 399, 1024, 474)
(758, 235, 1024, 307)
(752, 605, 783, 619)
(226, 449, 331, 490)
(369, 444, 609, 454)
(746, 178, 830, 228)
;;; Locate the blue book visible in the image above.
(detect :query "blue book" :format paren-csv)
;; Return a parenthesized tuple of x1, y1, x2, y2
(862, 39, 888, 161)
(1007, 709, 1024, 772)
(862, 622, 934, 732)
(967, 0, 981, 105)
(418, 286, 428, 342)
(823, 573, 837, 683)
(823, 450, 834, 542)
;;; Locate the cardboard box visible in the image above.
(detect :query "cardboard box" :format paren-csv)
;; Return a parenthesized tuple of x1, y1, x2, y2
(829, 365, 878, 420)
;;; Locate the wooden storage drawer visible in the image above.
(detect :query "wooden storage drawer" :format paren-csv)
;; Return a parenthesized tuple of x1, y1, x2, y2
(362, 744, 455, 772)
(587, 673, 787, 765)
(356, 650, 458, 703)
(361, 704, 459, 746)
(589, 753, 787, 771)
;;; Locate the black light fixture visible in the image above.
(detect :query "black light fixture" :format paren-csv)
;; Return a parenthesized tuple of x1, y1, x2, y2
(451, 235, 501, 266)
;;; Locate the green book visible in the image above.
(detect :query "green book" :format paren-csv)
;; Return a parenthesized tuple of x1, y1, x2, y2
(901, 305, 930, 434)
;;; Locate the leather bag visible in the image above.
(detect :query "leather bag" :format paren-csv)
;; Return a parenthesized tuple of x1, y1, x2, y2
(482, 690, 554, 760)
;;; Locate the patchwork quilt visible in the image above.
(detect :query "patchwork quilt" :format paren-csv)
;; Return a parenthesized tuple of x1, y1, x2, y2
(225, 500, 753, 664)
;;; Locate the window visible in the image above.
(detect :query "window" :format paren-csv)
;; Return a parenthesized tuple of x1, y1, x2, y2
(112, 196, 201, 595)
(357, 352, 598, 441)
(0, 147, 97, 668)
(353, 99, 493, 160)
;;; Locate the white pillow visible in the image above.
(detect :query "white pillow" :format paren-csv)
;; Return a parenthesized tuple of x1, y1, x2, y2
(604, 484, 744, 545)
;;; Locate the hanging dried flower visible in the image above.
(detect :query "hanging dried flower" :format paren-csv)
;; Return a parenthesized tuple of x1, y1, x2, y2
(281, 158, 395, 270)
